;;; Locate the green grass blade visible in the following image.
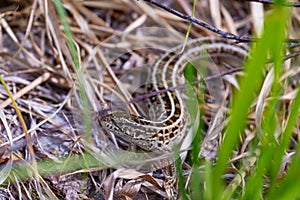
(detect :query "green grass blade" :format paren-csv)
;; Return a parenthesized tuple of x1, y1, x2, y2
(266, 85, 300, 199)
(211, 4, 290, 200)
(53, 0, 91, 140)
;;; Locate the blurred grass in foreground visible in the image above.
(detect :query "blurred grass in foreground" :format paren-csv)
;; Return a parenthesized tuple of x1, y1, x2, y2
(186, 2, 300, 200)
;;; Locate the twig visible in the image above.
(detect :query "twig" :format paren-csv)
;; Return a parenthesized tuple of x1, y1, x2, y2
(140, 0, 300, 45)
(98, 67, 244, 114)
(140, 0, 253, 42)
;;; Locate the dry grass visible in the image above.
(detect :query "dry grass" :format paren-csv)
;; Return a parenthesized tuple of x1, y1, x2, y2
(0, 0, 300, 199)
